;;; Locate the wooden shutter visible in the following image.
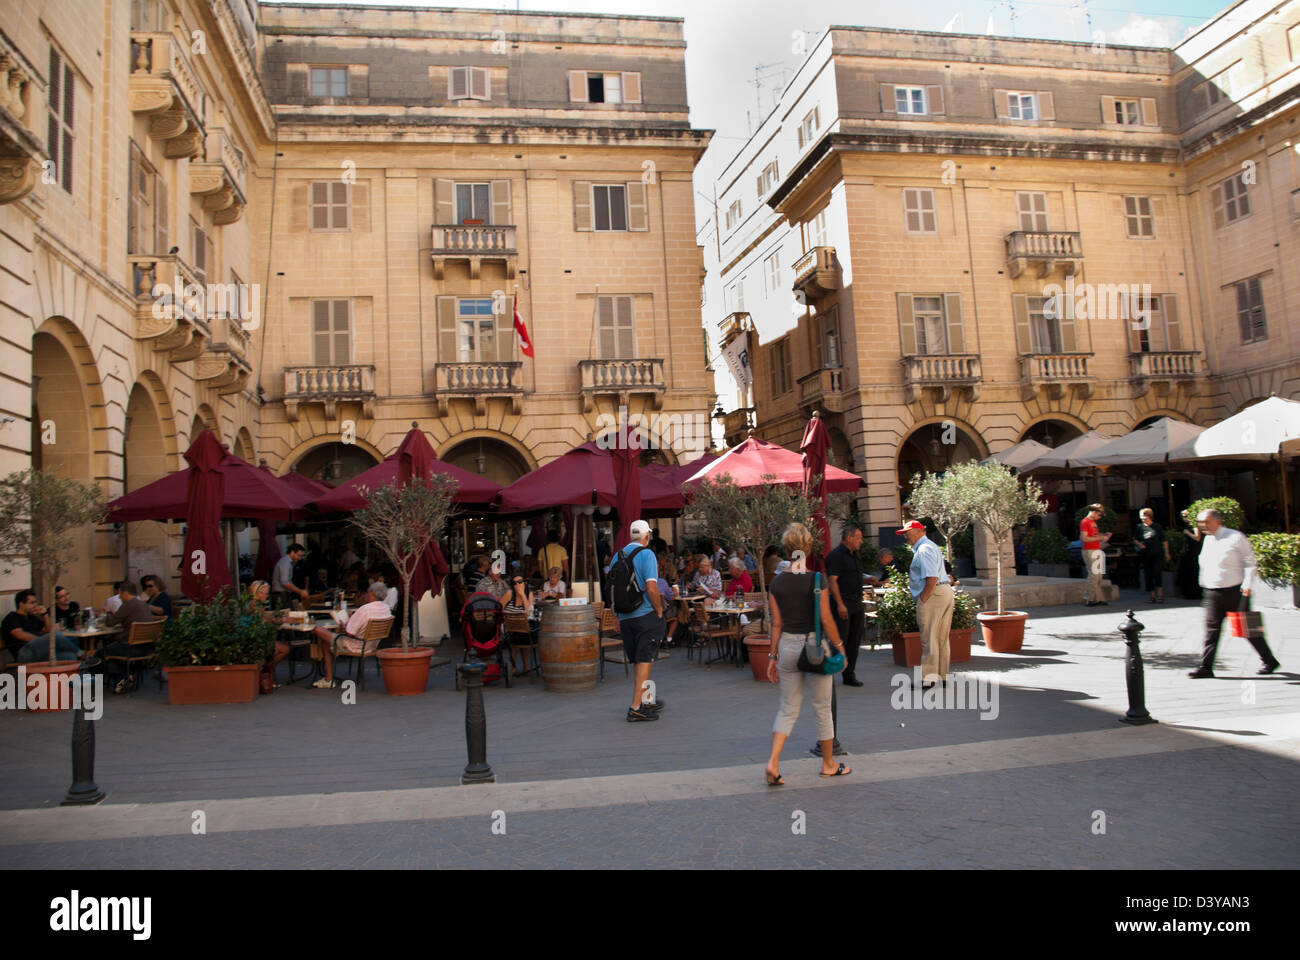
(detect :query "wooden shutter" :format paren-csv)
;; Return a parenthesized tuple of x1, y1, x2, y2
(450, 67, 468, 99)
(616, 297, 634, 356)
(573, 181, 593, 231)
(1162, 294, 1182, 351)
(626, 181, 648, 231)
(333, 300, 351, 364)
(926, 85, 944, 115)
(1210, 184, 1226, 229)
(471, 67, 489, 100)
(154, 173, 168, 253)
(622, 72, 641, 103)
(495, 296, 515, 362)
(568, 70, 588, 102)
(797, 124, 805, 149)
(994, 89, 1010, 118)
(1036, 92, 1055, 120)
(597, 296, 614, 357)
(490, 180, 511, 226)
(756, 174, 764, 198)
(1058, 298, 1078, 352)
(437, 296, 457, 362)
(1100, 95, 1116, 123)
(879, 83, 896, 112)
(1140, 97, 1158, 125)
(309, 182, 328, 229)
(128, 147, 142, 253)
(943, 293, 965, 353)
(61, 63, 73, 192)
(312, 299, 331, 364)
(331, 180, 350, 229)
(351, 182, 368, 231)
(290, 183, 308, 231)
(347, 65, 367, 99)
(1012, 294, 1032, 354)
(434, 178, 455, 224)
(897, 294, 917, 355)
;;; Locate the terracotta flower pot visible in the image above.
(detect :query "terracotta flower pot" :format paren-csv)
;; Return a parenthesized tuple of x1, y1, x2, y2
(164, 664, 260, 705)
(977, 611, 1029, 653)
(19, 661, 82, 712)
(891, 631, 921, 667)
(949, 627, 972, 663)
(743, 637, 775, 682)
(377, 647, 434, 695)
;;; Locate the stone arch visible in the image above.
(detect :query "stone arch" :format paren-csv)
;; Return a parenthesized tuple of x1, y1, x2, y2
(124, 381, 176, 592)
(442, 432, 533, 487)
(31, 318, 109, 604)
(233, 426, 255, 462)
(1018, 411, 1088, 447)
(291, 439, 381, 484)
(278, 433, 386, 478)
(895, 416, 988, 514)
(1134, 408, 1190, 429)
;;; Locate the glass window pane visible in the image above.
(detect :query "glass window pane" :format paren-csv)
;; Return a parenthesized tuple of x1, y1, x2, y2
(593, 186, 611, 231)
(456, 184, 471, 221)
(474, 183, 490, 221)
(334, 332, 349, 364)
(609, 186, 627, 231)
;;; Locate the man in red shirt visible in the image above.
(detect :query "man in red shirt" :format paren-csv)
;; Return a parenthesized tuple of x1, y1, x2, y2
(1080, 503, 1112, 606)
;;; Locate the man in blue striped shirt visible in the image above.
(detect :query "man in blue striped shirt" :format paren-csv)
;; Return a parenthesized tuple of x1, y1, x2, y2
(900, 520, 954, 689)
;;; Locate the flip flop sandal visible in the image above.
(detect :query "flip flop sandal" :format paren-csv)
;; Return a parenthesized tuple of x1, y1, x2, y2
(819, 763, 851, 778)
(765, 772, 784, 786)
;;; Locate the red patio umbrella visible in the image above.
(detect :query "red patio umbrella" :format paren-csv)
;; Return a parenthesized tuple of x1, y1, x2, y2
(801, 412, 832, 568)
(611, 426, 643, 549)
(496, 441, 685, 517)
(180, 430, 231, 602)
(107, 450, 304, 523)
(683, 434, 862, 493)
(311, 440, 501, 513)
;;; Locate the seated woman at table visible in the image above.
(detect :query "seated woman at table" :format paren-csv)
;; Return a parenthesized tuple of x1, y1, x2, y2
(53, 585, 81, 630)
(677, 554, 698, 595)
(688, 556, 723, 601)
(537, 566, 567, 601)
(504, 575, 539, 669)
(310, 583, 391, 689)
(725, 557, 754, 597)
(247, 580, 292, 676)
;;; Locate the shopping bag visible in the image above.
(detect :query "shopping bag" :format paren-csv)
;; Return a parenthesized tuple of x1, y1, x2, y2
(1225, 611, 1249, 642)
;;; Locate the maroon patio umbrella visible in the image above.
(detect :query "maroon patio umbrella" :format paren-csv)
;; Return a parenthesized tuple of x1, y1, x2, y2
(497, 441, 685, 517)
(801, 411, 832, 570)
(250, 465, 333, 581)
(107, 450, 304, 522)
(180, 430, 231, 602)
(396, 428, 451, 604)
(611, 426, 643, 549)
(311, 440, 501, 513)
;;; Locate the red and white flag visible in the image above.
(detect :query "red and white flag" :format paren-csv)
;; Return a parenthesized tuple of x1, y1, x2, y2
(513, 296, 534, 358)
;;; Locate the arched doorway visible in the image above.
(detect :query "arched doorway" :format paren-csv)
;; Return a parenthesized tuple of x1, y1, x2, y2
(1018, 418, 1084, 449)
(442, 436, 530, 487)
(443, 436, 533, 571)
(293, 441, 379, 484)
(233, 427, 255, 463)
(31, 328, 96, 603)
(124, 382, 174, 591)
(896, 421, 985, 507)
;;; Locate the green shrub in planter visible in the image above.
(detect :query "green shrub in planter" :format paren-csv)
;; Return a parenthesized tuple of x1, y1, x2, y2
(1185, 496, 1245, 532)
(875, 572, 980, 634)
(1248, 533, 1300, 587)
(951, 588, 981, 630)
(856, 538, 879, 575)
(1073, 504, 1119, 533)
(1026, 527, 1069, 564)
(891, 542, 913, 573)
(1165, 527, 1190, 571)
(157, 588, 278, 667)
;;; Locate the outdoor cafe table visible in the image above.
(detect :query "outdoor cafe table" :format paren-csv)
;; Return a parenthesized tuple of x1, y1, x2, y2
(278, 612, 345, 684)
(702, 602, 762, 666)
(63, 623, 122, 657)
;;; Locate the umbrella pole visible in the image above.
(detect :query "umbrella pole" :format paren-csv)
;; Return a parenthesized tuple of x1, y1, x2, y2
(1166, 462, 1174, 530)
(1280, 454, 1292, 534)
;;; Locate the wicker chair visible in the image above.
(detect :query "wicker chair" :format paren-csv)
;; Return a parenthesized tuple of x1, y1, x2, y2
(687, 605, 736, 668)
(598, 607, 627, 680)
(331, 616, 392, 691)
(102, 619, 166, 694)
(503, 610, 540, 678)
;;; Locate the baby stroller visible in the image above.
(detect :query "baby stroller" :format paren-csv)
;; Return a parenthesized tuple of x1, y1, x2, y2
(456, 592, 512, 690)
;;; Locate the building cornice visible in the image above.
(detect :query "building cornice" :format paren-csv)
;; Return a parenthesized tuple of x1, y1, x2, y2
(261, 24, 686, 48)
(1181, 87, 1300, 162)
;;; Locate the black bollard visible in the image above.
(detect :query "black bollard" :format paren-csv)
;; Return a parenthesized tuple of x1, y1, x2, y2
(1118, 609, 1158, 726)
(459, 660, 495, 784)
(61, 664, 106, 806)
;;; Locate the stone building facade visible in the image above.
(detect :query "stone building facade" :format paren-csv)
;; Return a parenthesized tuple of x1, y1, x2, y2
(704, 0, 1300, 540)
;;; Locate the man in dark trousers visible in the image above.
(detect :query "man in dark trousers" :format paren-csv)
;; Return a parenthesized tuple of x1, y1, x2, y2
(825, 525, 866, 686)
(101, 580, 161, 693)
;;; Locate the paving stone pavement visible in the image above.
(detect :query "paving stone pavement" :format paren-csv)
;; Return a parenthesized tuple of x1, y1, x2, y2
(1, 591, 1296, 868)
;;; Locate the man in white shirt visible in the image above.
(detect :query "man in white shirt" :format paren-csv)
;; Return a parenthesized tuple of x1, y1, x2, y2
(311, 583, 393, 689)
(1189, 509, 1280, 678)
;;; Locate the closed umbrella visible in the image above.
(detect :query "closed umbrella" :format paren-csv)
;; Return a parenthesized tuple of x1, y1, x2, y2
(180, 430, 231, 602)
(396, 428, 451, 604)
(800, 412, 832, 569)
(612, 426, 643, 550)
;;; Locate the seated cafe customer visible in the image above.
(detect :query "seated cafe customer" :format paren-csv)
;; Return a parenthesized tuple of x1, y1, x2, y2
(689, 557, 723, 601)
(54, 585, 81, 630)
(3, 589, 83, 664)
(725, 557, 754, 597)
(310, 583, 391, 689)
(141, 575, 172, 619)
(101, 580, 161, 693)
(248, 580, 292, 679)
(537, 566, 567, 601)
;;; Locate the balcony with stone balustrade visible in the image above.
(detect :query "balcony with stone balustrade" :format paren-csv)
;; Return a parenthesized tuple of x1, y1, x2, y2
(430, 224, 518, 280)
(283, 364, 376, 421)
(791, 246, 840, 301)
(190, 127, 246, 225)
(434, 361, 524, 416)
(1019, 352, 1094, 401)
(0, 40, 46, 205)
(796, 366, 845, 416)
(902, 354, 982, 404)
(578, 358, 665, 413)
(128, 31, 207, 160)
(128, 255, 211, 360)
(1005, 231, 1084, 279)
(1129, 350, 1201, 398)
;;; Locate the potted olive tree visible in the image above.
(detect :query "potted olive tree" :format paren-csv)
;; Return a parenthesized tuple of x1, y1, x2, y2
(685, 474, 823, 681)
(876, 571, 979, 667)
(906, 470, 973, 579)
(350, 474, 458, 695)
(157, 587, 277, 704)
(944, 461, 1046, 652)
(0, 468, 106, 700)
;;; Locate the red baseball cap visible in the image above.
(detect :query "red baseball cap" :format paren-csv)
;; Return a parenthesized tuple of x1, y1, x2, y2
(895, 520, 925, 534)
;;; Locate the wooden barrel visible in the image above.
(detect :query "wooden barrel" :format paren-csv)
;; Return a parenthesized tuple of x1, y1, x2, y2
(539, 604, 599, 692)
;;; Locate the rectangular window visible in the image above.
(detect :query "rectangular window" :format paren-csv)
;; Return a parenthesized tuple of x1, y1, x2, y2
(128, 142, 152, 254)
(310, 67, 347, 98)
(1235, 277, 1267, 343)
(48, 47, 74, 193)
(597, 295, 635, 358)
(1129, 293, 1161, 352)
(1289, 22, 1300, 61)
(729, 279, 745, 313)
(309, 181, 350, 230)
(449, 66, 489, 101)
(592, 184, 629, 231)
(1016, 191, 1049, 232)
(568, 71, 640, 104)
(764, 250, 781, 294)
(797, 106, 820, 149)
(1028, 296, 1062, 354)
(770, 338, 792, 396)
(1194, 64, 1239, 115)
(756, 160, 779, 198)
(725, 199, 742, 232)
(895, 86, 926, 115)
(912, 296, 947, 355)
(1124, 196, 1154, 237)
(903, 188, 937, 234)
(228, 270, 246, 326)
(1219, 173, 1251, 224)
(191, 218, 212, 284)
(455, 298, 496, 362)
(1007, 91, 1036, 120)
(814, 306, 841, 368)
(312, 299, 351, 365)
(455, 183, 492, 224)
(806, 209, 827, 248)
(1113, 98, 1140, 124)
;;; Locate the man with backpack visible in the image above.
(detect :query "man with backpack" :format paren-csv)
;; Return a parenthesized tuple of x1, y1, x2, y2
(609, 519, 665, 722)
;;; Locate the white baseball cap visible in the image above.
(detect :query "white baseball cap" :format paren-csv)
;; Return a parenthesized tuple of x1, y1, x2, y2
(630, 520, 652, 538)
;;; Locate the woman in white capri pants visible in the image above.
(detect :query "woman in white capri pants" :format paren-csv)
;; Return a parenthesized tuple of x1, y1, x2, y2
(763, 523, 851, 784)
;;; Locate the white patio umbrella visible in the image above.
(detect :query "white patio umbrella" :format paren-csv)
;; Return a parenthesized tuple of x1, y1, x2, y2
(1168, 396, 1300, 532)
(983, 438, 1051, 471)
(1072, 418, 1207, 468)
(1020, 431, 1114, 471)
